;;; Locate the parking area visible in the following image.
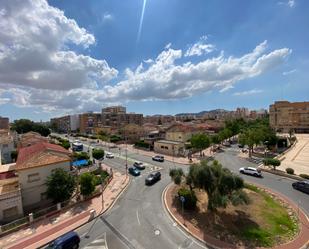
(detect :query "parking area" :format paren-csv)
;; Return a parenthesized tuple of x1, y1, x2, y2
(280, 134, 309, 175)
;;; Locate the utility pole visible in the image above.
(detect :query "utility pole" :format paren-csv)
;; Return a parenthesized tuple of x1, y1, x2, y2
(125, 128, 128, 178)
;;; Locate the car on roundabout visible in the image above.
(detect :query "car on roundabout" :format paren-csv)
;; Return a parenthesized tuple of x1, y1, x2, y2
(292, 181, 309, 194)
(133, 161, 146, 170)
(145, 171, 161, 185)
(128, 167, 140, 176)
(239, 167, 262, 177)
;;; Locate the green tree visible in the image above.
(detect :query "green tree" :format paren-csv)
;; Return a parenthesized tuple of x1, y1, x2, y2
(73, 152, 90, 160)
(80, 172, 96, 196)
(92, 148, 105, 160)
(46, 168, 76, 203)
(11, 119, 50, 136)
(263, 158, 281, 170)
(191, 133, 210, 156)
(187, 160, 249, 211)
(60, 139, 70, 149)
(169, 168, 184, 185)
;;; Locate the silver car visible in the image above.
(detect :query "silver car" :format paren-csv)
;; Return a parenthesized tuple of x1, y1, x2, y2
(239, 167, 262, 177)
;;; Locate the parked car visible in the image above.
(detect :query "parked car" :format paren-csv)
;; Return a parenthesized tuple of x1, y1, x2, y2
(238, 144, 245, 148)
(239, 167, 262, 177)
(292, 181, 309, 194)
(133, 161, 146, 170)
(105, 152, 114, 159)
(152, 155, 164, 162)
(47, 231, 80, 249)
(128, 167, 140, 176)
(145, 171, 161, 185)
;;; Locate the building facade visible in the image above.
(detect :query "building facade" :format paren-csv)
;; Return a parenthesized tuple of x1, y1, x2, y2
(101, 106, 143, 129)
(16, 143, 71, 209)
(0, 116, 9, 130)
(0, 132, 15, 164)
(0, 163, 23, 223)
(79, 112, 102, 134)
(269, 101, 309, 133)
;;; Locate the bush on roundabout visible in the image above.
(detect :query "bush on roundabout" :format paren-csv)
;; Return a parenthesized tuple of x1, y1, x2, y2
(178, 187, 197, 210)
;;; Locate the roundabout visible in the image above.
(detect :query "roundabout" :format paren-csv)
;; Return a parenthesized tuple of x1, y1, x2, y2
(164, 182, 309, 249)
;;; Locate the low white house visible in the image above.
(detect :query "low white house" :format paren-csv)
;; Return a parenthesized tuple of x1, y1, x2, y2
(16, 142, 71, 209)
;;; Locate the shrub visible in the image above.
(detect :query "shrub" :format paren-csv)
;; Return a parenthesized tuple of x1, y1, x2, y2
(92, 148, 104, 160)
(134, 140, 150, 149)
(285, 168, 294, 175)
(300, 174, 309, 180)
(263, 158, 281, 170)
(80, 172, 96, 196)
(178, 187, 197, 210)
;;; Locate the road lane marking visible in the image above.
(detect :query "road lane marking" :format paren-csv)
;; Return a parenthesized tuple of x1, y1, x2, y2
(136, 210, 141, 226)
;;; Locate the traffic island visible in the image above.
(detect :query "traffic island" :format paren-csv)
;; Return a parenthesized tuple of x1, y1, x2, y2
(164, 183, 309, 249)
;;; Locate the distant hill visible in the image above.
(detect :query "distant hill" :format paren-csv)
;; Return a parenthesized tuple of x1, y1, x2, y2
(175, 109, 229, 117)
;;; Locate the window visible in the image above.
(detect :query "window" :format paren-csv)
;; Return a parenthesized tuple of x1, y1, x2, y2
(28, 173, 40, 183)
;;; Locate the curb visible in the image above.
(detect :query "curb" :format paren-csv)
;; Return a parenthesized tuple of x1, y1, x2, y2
(9, 174, 131, 249)
(162, 183, 220, 249)
(163, 183, 309, 249)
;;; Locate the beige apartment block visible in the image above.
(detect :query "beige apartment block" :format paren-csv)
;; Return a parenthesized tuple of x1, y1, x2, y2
(16, 142, 71, 209)
(269, 101, 309, 133)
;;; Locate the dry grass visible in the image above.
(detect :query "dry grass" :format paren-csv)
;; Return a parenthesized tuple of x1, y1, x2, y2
(172, 184, 299, 248)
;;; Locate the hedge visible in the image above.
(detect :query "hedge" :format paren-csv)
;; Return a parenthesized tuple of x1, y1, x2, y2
(285, 168, 294, 175)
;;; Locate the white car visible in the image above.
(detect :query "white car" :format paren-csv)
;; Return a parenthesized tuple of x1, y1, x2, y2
(239, 167, 262, 177)
(105, 152, 114, 159)
(133, 161, 146, 170)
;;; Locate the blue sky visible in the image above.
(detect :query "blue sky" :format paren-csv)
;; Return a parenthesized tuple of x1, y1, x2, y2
(0, 0, 308, 121)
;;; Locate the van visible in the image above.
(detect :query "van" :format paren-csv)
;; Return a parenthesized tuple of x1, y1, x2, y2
(47, 231, 80, 249)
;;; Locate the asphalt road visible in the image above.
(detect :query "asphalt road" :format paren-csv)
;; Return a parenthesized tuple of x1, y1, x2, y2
(53, 134, 309, 249)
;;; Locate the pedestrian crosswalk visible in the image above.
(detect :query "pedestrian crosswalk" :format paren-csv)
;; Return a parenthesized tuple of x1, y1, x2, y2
(82, 234, 108, 249)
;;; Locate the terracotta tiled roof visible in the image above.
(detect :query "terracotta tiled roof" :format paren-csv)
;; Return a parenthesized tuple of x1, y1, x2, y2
(16, 142, 71, 171)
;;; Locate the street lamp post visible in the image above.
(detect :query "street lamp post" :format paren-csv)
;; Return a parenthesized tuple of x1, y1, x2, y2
(180, 196, 185, 225)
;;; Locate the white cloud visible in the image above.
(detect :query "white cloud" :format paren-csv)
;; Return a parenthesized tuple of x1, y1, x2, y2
(288, 0, 295, 7)
(0, 1, 292, 114)
(283, 69, 296, 75)
(278, 0, 295, 7)
(102, 13, 113, 21)
(185, 36, 215, 57)
(0, 0, 118, 91)
(233, 89, 263, 96)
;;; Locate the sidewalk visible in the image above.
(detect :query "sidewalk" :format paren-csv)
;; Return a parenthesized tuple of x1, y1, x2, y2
(119, 144, 214, 165)
(1, 166, 129, 249)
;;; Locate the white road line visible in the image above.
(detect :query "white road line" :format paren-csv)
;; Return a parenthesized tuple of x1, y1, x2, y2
(136, 210, 141, 225)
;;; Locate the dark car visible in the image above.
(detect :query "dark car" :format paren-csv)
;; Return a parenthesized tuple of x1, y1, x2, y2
(292, 181, 309, 194)
(152, 155, 164, 162)
(47, 231, 80, 249)
(238, 144, 245, 148)
(133, 161, 146, 170)
(128, 167, 140, 176)
(145, 171, 161, 185)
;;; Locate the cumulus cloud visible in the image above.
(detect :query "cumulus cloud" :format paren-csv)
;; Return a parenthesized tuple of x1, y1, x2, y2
(0, 1, 292, 114)
(185, 36, 215, 57)
(233, 89, 263, 96)
(0, 0, 117, 91)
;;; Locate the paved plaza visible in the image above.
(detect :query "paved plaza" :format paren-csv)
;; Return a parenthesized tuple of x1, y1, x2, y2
(280, 134, 309, 175)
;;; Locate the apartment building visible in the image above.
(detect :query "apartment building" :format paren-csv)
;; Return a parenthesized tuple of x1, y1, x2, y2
(101, 106, 143, 129)
(0, 116, 9, 130)
(79, 112, 102, 134)
(269, 101, 309, 133)
(16, 142, 72, 209)
(143, 115, 175, 125)
(50, 114, 80, 133)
